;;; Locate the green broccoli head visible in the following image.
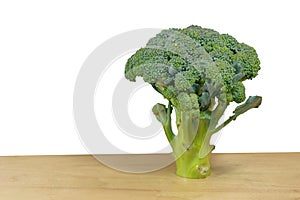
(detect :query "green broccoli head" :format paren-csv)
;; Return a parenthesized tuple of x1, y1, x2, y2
(125, 25, 260, 107)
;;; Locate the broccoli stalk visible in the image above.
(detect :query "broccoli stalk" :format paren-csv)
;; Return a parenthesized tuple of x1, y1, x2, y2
(125, 25, 262, 179)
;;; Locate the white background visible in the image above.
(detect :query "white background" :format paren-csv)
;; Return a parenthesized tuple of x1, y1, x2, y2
(0, 0, 299, 156)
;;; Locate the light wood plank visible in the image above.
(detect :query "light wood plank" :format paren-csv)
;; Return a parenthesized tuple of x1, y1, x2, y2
(0, 153, 299, 200)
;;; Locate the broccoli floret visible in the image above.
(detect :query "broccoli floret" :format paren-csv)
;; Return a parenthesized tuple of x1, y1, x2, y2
(177, 93, 199, 111)
(231, 82, 246, 103)
(233, 43, 261, 79)
(181, 25, 260, 102)
(124, 25, 262, 179)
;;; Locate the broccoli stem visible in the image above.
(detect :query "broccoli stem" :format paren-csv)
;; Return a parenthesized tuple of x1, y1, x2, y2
(208, 115, 235, 135)
(163, 102, 175, 142)
(175, 146, 211, 178)
(208, 96, 262, 135)
(209, 98, 227, 129)
(154, 96, 261, 179)
(172, 111, 214, 179)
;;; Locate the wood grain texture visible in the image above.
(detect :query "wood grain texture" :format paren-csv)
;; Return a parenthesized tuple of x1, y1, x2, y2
(0, 153, 299, 200)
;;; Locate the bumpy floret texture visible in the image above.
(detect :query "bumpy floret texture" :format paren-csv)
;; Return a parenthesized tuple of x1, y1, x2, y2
(125, 25, 261, 106)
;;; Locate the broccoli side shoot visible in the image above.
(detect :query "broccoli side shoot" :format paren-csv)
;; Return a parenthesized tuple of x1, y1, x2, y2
(125, 25, 262, 179)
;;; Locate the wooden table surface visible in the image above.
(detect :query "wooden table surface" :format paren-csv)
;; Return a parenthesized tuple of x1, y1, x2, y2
(0, 153, 299, 200)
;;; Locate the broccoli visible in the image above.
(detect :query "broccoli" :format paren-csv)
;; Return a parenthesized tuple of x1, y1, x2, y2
(124, 25, 262, 179)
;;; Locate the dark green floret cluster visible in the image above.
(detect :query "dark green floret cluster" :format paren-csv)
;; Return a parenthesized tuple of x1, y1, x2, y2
(124, 25, 262, 179)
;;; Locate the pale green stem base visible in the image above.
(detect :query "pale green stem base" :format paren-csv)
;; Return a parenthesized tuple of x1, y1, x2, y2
(175, 148, 211, 179)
